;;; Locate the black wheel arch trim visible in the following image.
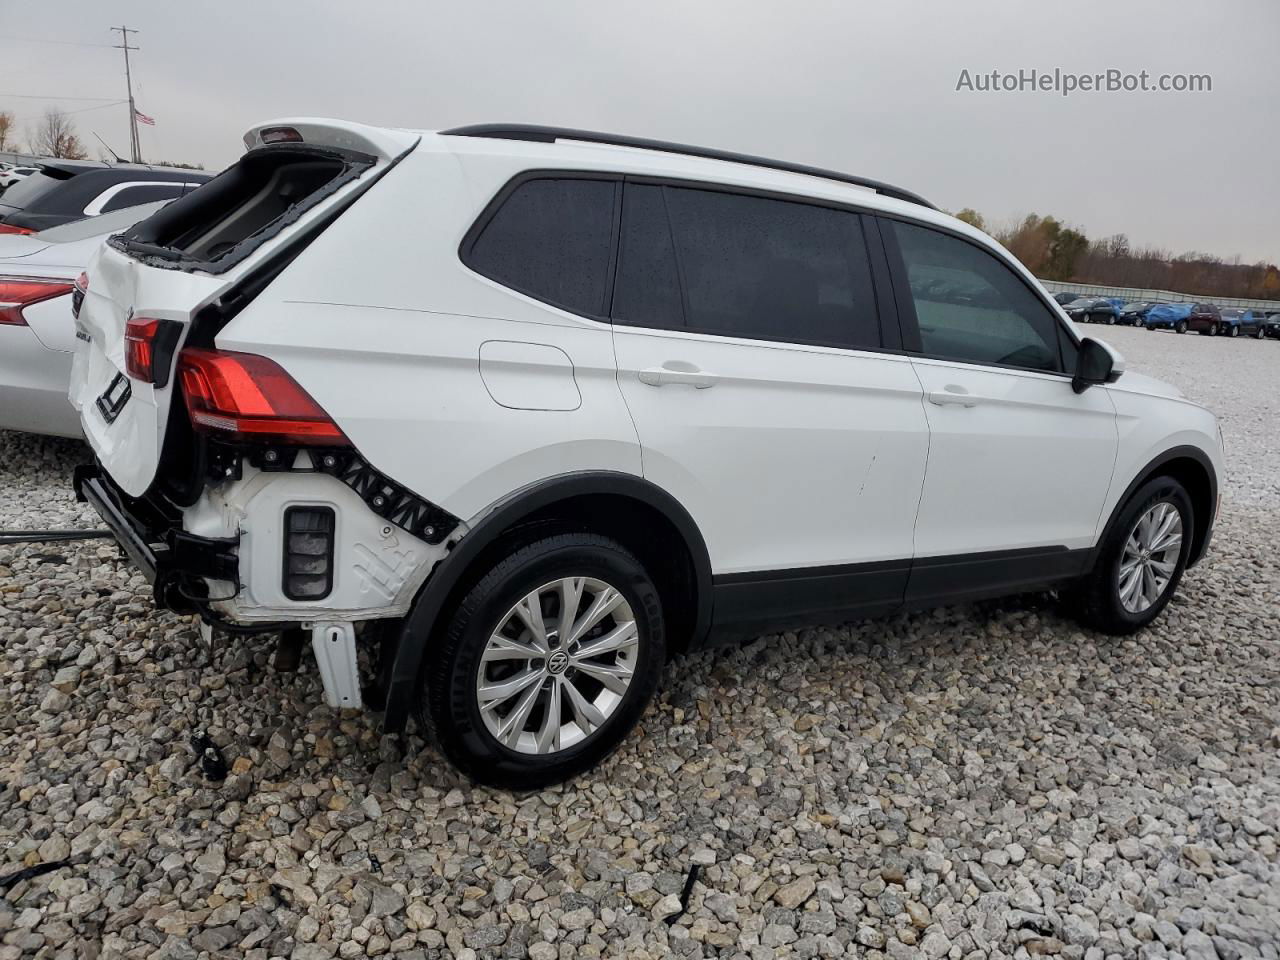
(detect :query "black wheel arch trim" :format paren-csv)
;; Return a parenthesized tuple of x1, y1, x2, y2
(381, 471, 714, 733)
(1096, 444, 1218, 569)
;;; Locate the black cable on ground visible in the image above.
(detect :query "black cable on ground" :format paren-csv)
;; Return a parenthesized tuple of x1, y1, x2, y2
(0, 529, 114, 545)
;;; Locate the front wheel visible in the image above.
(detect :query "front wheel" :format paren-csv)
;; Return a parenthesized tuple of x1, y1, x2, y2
(418, 533, 665, 789)
(1068, 476, 1193, 635)
(1229, 324, 1239, 338)
(1106, 315, 1115, 325)
(1176, 321, 1187, 334)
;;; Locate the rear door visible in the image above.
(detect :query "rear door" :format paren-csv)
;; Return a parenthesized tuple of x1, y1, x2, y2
(881, 216, 1118, 599)
(69, 119, 419, 497)
(610, 182, 930, 624)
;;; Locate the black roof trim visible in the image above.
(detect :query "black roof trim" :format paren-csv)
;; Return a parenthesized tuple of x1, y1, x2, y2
(440, 123, 936, 210)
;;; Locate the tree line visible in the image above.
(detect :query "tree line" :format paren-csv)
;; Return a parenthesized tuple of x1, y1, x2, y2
(954, 208, 1280, 301)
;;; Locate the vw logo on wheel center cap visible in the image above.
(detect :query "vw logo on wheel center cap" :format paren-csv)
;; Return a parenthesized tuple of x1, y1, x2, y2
(547, 650, 570, 674)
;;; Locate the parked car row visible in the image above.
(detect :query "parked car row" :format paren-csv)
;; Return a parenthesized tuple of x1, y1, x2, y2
(1058, 292, 1277, 338)
(0, 161, 39, 192)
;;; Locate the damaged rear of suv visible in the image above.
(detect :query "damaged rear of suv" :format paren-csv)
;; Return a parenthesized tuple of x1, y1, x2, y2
(71, 120, 453, 703)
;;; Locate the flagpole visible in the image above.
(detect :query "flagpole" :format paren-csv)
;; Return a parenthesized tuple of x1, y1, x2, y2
(111, 26, 141, 163)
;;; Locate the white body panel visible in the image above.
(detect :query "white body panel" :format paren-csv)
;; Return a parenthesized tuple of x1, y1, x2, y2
(909, 358, 1118, 556)
(184, 466, 451, 622)
(613, 328, 928, 572)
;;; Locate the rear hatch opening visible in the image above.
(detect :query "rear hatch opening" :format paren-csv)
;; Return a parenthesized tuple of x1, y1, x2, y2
(112, 144, 372, 275)
(71, 119, 419, 500)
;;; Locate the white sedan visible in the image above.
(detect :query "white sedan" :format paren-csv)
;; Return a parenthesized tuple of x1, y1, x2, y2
(0, 201, 169, 437)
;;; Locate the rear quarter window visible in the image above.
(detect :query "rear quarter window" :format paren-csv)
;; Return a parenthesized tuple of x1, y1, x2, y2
(464, 177, 619, 317)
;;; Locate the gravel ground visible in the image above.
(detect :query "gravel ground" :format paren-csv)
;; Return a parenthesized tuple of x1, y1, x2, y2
(1, 328, 1277, 960)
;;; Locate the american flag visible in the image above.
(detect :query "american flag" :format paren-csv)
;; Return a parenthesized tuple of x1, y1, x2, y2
(134, 108, 155, 127)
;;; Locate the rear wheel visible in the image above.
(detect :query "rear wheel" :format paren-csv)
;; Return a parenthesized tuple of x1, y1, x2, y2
(1176, 321, 1187, 334)
(418, 533, 665, 788)
(1106, 314, 1115, 325)
(1069, 476, 1193, 635)
(1228, 324, 1239, 338)
(1255, 326, 1265, 339)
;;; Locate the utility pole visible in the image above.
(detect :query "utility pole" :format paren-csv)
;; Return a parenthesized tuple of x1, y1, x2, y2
(110, 25, 140, 163)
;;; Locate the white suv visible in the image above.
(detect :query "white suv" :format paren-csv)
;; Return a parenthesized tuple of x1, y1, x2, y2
(69, 119, 1223, 788)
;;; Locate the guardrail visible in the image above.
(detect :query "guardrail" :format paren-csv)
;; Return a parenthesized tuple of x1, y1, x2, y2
(1038, 279, 1280, 313)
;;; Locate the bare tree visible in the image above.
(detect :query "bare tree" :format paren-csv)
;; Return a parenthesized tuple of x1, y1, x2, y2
(27, 108, 88, 159)
(0, 111, 15, 152)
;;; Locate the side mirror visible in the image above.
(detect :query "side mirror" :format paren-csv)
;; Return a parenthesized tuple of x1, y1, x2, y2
(1072, 337, 1124, 393)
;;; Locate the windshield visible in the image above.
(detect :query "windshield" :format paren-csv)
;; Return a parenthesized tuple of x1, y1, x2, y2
(0, 169, 63, 214)
(1220, 309, 1243, 319)
(34, 200, 172, 242)
(1066, 298, 1093, 308)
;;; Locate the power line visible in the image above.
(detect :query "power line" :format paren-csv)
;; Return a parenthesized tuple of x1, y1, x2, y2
(0, 93, 124, 102)
(0, 36, 115, 49)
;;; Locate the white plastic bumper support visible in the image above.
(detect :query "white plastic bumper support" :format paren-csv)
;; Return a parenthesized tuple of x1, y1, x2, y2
(311, 621, 362, 709)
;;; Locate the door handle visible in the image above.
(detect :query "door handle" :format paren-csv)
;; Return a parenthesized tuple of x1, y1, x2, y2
(927, 386, 979, 408)
(638, 363, 718, 389)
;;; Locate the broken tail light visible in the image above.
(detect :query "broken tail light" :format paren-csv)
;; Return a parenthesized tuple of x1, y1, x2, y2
(178, 347, 350, 446)
(71, 271, 88, 319)
(0, 276, 74, 326)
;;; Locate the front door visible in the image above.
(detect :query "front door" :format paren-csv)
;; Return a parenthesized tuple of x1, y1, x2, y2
(880, 216, 1118, 602)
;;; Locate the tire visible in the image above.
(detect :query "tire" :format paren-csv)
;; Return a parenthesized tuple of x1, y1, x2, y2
(1229, 324, 1239, 338)
(1069, 476, 1193, 635)
(1255, 327, 1265, 339)
(417, 532, 666, 789)
(1106, 315, 1115, 325)
(1176, 321, 1187, 334)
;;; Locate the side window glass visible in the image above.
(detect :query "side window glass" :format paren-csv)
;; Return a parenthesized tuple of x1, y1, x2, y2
(611, 184, 683, 328)
(891, 220, 1064, 372)
(467, 178, 617, 316)
(662, 187, 881, 348)
(613, 185, 881, 348)
(99, 183, 184, 213)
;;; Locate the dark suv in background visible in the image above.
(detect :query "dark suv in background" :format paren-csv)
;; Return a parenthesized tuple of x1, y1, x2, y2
(1186, 303, 1222, 335)
(0, 160, 211, 234)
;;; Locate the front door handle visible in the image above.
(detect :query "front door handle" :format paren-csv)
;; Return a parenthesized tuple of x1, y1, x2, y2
(927, 386, 979, 408)
(638, 363, 718, 389)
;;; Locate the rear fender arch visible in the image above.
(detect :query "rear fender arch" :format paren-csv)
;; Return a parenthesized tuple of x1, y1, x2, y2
(381, 471, 713, 733)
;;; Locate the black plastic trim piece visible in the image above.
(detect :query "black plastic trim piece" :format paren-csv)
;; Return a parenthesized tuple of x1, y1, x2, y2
(1094, 445, 1218, 568)
(382, 472, 714, 733)
(282, 506, 335, 601)
(711, 559, 910, 639)
(441, 123, 937, 210)
(904, 545, 1088, 606)
(312, 448, 459, 546)
(705, 545, 1090, 644)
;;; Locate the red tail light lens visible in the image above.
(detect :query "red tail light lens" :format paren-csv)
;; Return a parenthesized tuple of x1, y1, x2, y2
(0, 224, 35, 236)
(0, 276, 74, 326)
(178, 347, 349, 445)
(124, 316, 183, 384)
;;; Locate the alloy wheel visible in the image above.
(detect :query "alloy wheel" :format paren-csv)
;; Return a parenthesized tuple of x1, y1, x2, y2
(475, 577, 638, 754)
(1118, 501, 1183, 614)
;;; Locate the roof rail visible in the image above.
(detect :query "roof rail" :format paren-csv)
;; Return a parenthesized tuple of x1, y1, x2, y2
(440, 124, 936, 210)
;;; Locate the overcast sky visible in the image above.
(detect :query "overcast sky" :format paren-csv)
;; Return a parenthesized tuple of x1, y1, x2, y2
(3, 0, 1276, 264)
